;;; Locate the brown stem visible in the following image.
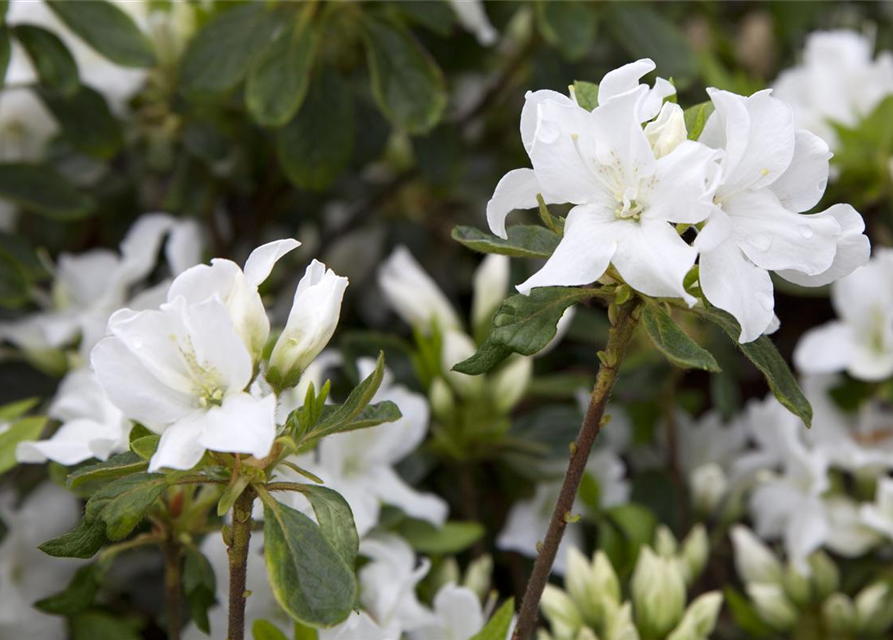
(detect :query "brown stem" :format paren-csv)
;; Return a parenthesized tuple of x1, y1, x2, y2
(163, 536, 182, 640)
(511, 299, 643, 640)
(226, 487, 255, 640)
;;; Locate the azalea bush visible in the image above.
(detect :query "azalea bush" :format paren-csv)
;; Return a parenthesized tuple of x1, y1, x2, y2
(4, 2, 893, 640)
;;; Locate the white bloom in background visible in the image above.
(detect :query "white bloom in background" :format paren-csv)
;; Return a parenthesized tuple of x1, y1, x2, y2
(730, 525, 784, 585)
(774, 30, 893, 149)
(448, 0, 498, 47)
(441, 329, 488, 399)
(379, 246, 462, 334)
(471, 254, 510, 334)
(823, 495, 881, 558)
(795, 250, 893, 381)
(488, 59, 719, 303)
(0, 484, 81, 640)
(281, 358, 448, 536)
(409, 583, 485, 640)
(860, 477, 893, 540)
(696, 88, 870, 342)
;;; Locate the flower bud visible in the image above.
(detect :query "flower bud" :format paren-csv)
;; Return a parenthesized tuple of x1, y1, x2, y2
(429, 377, 455, 422)
(462, 554, 493, 602)
(631, 547, 686, 639)
(746, 584, 798, 631)
(378, 246, 461, 334)
(603, 601, 639, 640)
(268, 260, 348, 390)
(807, 551, 839, 600)
(855, 581, 893, 635)
(441, 330, 487, 398)
(644, 102, 687, 158)
(490, 355, 532, 414)
(822, 593, 857, 635)
(680, 525, 709, 586)
(654, 525, 679, 558)
(471, 254, 509, 335)
(541, 584, 583, 640)
(574, 627, 599, 640)
(688, 463, 728, 514)
(666, 591, 723, 640)
(429, 557, 461, 595)
(782, 562, 812, 608)
(730, 525, 783, 586)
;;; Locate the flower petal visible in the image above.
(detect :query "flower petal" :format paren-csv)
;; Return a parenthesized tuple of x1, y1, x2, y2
(242, 239, 301, 287)
(369, 466, 449, 528)
(486, 168, 552, 239)
(768, 130, 831, 213)
(793, 321, 856, 375)
(198, 392, 277, 459)
(149, 411, 208, 472)
(520, 89, 574, 152)
(647, 140, 722, 225)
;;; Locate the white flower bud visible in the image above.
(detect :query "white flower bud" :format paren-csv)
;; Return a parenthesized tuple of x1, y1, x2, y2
(441, 330, 487, 398)
(807, 551, 839, 600)
(541, 584, 583, 640)
(782, 562, 811, 608)
(730, 525, 783, 586)
(268, 260, 348, 389)
(378, 246, 461, 334)
(688, 463, 728, 514)
(592, 551, 622, 607)
(680, 525, 709, 586)
(574, 627, 599, 640)
(654, 525, 679, 558)
(490, 355, 532, 414)
(855, 581, 893, 635)
(666, 591, 723, 640)
(462, 554, 493, 601)
(746, 583, 798, 631)
(471, 254, 510, 335)
(822, 593, 857, 635)
(429, 377, 455, 422)
(631, 547, 686, 639)
(603, 601, 640, 640)
(644, 102, 687, 158)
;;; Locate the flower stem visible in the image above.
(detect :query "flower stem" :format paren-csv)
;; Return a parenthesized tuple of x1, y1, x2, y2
(511, 299, 643, 640)
(162, 536, 182, 640)
(226, 487, 255, 640)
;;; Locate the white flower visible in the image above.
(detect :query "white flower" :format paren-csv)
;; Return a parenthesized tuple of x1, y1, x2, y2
(441, 329, 488, 398)
(730, 525, 783, 586)
(16, 369, 130, 465)
(268, 259, 348, 388)
(695, 88, 870, 342)
(860, 477, 893, 541)
(774, 30, 893, 149)
(378, 246, 462, 334)
(280, 358, 448, 536)
(795, 249, 893, 381)
(448, 0, 497, 46)
(823, 496, 881, 558)
(488, 60, 720, 303)
(409, 583, 484, 640)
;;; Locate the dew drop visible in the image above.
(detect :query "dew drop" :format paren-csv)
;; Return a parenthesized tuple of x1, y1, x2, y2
(799, 225, 814, 239)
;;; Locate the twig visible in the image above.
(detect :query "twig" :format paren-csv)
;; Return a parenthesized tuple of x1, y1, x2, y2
(163, 536, 182, 640)
(226, 487, 255, 640)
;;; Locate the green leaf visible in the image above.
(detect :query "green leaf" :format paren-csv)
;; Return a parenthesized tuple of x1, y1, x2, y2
(13, 24, 79, 95)
(398, 519, 485, 555)
(39, 517, 108, 559)
(180, 3, 278, 96)
(70, 610, 142, 640)
(641, 304, 720, 372)
(253, 620, 289, 640)
(0, 396, 38, 421)
(302, 401, 401, 441)
(261, 497, 356, 627)
(35, 564, 101, 614)
(455, 288, 596, 375)
(536, 0, 596, 61)
(85, 472, 167, 540)
(246, 14, 316, 127)
(361, 14, 446, 134)
(0, 252, 27, 307)
(184, 547, 217, 635)
(276, 67, 353, 191)
(695, 306, 812, 426)
(47, 0, 154, 67)
(130, 435, 160, 460)
(573, 80, 599, 111)
(0, 416, 46, 474)
(683, 101, 714, 141)
(0, 162, 94, 220)
(300, 485, 359, 568)
(37, 85, 122, 159)
(67, 451, 148, 489)
(451, 225, 561, 259)
(470, 598, 515, 640)
(0, 26, 12, 89)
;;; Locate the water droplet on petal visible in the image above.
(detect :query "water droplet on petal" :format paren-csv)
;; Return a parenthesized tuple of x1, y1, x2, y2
(799, 225, 814, 239)
(537, 121, 560, 144)
(748, 234, 771, 251)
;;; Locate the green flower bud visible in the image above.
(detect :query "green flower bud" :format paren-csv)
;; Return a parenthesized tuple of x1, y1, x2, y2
(822, 593, 857, 635)
(783, 562, 812, 608)
(542, 584, 583, 640)
(666, 591, 723, 640)
(490, 355, 533, 414)
(680, 525, 709, 586)
(631, 547, 686, 639)
(463, 554, 493, 602)
(730, 526, 783, 586)
(746, 583, 798, 631)
(856, 582, 893, 635)
(428, 377, 455, 422)
(807, 551, 839, 600)
(654, 525, 679, 558)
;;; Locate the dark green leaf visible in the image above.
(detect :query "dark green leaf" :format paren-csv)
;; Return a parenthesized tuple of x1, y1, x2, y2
(262, 497, 356, 627)
(14, 24, 79, 95)
(573, 80, 599, 111)
(0, 27, 11, 89)
(130, 435, 160, 460)
(455, 288, 596, 374)
(0, 162, 94, 219)
(398, 519, 485, 555)
(246, 14, 316, 127)
(67, 451, 148, 489)
(451, 225, 561, 259)
(85, 472, 167, 539)
(642, 304, 720, 372)
(607, 4, 697, 85)
(37, 85, 122, 159)
(695, 306, 812, 426)
(683, 101, 714, 141)
(180, 3, 278, 95)
(0, 397, 38, 421)
(39, 517, 108, 559)
(0, 231, 48, 282)
(0, 252, 28, 308)
(303, 401, 401, 440)
(0, 416, 46, 474)
(47, 0, 154, 67)
(361, 14, 446, 134)
(470, 598, 515, 640)
(70, 611, 142, 640)
(300, 485, 359, 568)
(184, 546, 217, 634)
(35, 564, 101, 614)
(253, 620, 290, 640)
(537, 0, 596, 60)
(396, 1, 455, 36)
(276, 68, 353, 191)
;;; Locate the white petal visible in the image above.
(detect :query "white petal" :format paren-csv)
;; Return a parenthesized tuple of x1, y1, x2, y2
(589, 85, 657, 182)
(520, 89, 574, 152)
(242, 239, 301, 287)
(517, 204, 618, 294)
(794, 321, 856, 375)
(378, 246, 462, 333)
(165, 218, 204, 275)
(149, 411, 208, 472)
(849, 345, 893, 382)
(198, 393, 277, 459)
(699, 240, 775, 343)
(486, 168, 550, 239)
(369, 466, 449, 528)
(647, 140, 722, 224)
(785, 499, 829, 574)
(768, 130, 831, 213)
(16, 420, 110, 465)
(118, 213, 175, 283)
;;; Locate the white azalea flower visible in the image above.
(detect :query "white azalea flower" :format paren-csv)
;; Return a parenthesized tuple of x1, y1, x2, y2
(823, 495, 881, 558)
(280, 358, 448, 536)
(695, 88, 870, 342)
(409, 583, 485, 640)
(487, 59, 720, 303)
(774, 30, 893, 149)
(860, 477, 893, 541)
(448, 0, 498, 47)
(795, 250, 893, 381)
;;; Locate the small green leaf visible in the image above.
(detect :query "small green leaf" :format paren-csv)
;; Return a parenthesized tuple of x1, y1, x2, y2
(276, 67, 353, 191)
(13, 24, 79, 95)
(683, 101, 714, 141)
(184, 547, 217, 634)
(47, 0, 154, 67)
(130, 435, 160, 460)
(37, 85, 122, 159)
(180, 3, 278, 96)
(641, 304, 720, 372)
(0, 252, 28, 308)
(261, 496, 357, 627)
(253, 620, 289, 640)
(70, 611, 143, 640)
(455, 288, 597, 375)
(35, 564, 101, 614)
(0, 26, 13, 89)
(39, 517, 108, 559)
(398, 519, 485, 555)
(695, 306, 812, 426)
(0, 416, 46, 474)
(0, 397, 38, 421)
(470, 598, 515, 640)
(85, 472, 167, 540)
(536, 0, 597, 61)
(217, 473, 251, 517)
(302, 401, 401, 441)
(572, 80, 599, 111)
(0, 162, 94, 220)
(300, 485, 359, 568)
(246, 14, 317, 127)
(67, 451, 148, 489)
(452, 225, 561, 259)
(361, 14, 446, 134)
